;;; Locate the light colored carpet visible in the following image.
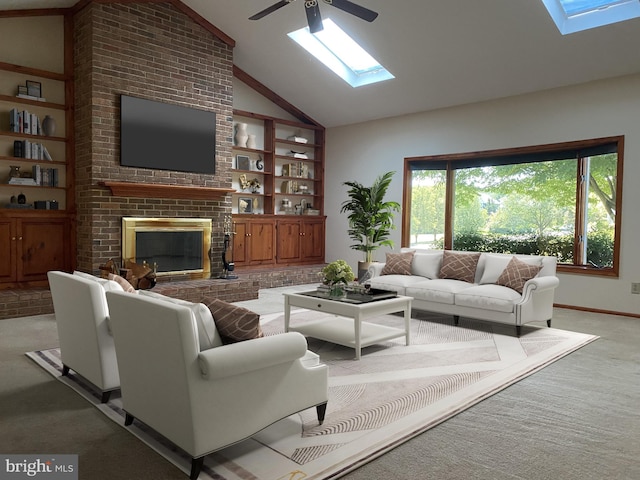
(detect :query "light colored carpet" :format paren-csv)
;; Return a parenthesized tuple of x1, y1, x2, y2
(25, 310, 596, 480)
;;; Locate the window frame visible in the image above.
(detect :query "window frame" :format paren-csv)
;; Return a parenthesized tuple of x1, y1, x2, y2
(402, 136, 624, 277)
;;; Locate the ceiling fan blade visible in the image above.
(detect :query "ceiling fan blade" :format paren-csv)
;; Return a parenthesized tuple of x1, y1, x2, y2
(306, 1, 324, 33)
(249, 0, 293, 21)
(324, 0, 378, 22)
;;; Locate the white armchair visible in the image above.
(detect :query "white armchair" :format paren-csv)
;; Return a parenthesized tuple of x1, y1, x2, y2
(47, 271, 123, 402)
(105, 290, 328, 480)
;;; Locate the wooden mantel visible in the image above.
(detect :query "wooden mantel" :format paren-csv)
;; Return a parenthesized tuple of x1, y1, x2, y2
(100, 181, 234, 200)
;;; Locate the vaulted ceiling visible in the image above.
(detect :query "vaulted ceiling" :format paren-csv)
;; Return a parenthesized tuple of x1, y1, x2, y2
(4, 0, 640, 127)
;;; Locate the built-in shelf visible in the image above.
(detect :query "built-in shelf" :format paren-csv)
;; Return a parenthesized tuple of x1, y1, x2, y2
(100, 181, 235, 200)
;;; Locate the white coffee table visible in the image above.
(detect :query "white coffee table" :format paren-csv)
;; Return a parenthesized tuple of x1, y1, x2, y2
(284, 291, 412, 360)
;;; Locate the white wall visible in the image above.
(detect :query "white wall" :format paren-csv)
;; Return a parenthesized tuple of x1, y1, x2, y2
(325, 74, 640, 316)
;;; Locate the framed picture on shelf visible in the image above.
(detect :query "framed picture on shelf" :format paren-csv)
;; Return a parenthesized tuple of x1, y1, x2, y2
(17, 85, 28, 96)
(238, 197, 253, 214)
(236, 154, 250, 171)
(26, 80, 42, 98)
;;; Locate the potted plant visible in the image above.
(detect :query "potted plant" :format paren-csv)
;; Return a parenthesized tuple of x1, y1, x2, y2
(340, 171, 401, 280)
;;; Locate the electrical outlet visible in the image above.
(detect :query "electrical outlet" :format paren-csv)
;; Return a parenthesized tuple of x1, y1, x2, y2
(632, 283, 640, 294)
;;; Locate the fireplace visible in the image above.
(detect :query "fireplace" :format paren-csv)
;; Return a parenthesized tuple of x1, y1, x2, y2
(122, 217, 212, 279)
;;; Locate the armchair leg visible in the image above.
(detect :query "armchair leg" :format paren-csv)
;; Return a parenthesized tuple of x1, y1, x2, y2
(100, 391, 112, 403)
(516, 325, 522, 337)
(124, 413, 135, 426)
(453, 315, 460, 326)
(190, 457, 204, 480)
(62, 365, 70, 376)
(316, 402, 327, 425)
(547, 319, 552, 328)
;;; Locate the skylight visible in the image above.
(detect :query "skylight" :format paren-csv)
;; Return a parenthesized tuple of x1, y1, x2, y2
(542, 0, 640, 34)
(288, 19, 394, 88)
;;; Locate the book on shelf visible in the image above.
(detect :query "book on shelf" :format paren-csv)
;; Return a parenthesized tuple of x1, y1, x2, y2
(43, 146, 53, 161)
(11, 140, 51, 160)
(288, 151, 308, 159)
(287, 135, 308, 144)
(8, 109, 42, 135)
(8, 177, 37, 186)
(281, 162, 309, 179)
(23, 110, 31, 135)
(40, 167, 59, 187)
(32, 165, 41, 185)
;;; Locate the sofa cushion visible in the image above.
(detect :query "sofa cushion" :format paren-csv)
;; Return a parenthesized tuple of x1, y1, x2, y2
(203, 298, 263, 344)
(411, 251, 443, 279)
(438, 251, 481, 283)
(479, 253, 542, 285)
(496, 256, 543, 293)
(368, 274, 428, 295)
(381, 251, 415, 276)
(406, 279, 473, 305)
(454, 284, 521, 313)
(138, 290, 222, 350)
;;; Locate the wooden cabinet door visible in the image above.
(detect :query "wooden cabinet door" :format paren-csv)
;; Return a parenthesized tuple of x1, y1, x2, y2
(276, 220, 302, 262)
(0, 219, 16, 282)
(301, 219, 325, 262)
(17, 217, 69, 282)
(232, 221, 248, 264)
(248, 221, 275, 264)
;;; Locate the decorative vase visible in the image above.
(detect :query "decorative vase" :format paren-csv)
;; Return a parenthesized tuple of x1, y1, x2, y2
(42, 115, 56, 136)
(357, 261, 372, 283)
(246, 134, 257, 149)
(235, 123, 248, 147)
(329, 284, 347, 299)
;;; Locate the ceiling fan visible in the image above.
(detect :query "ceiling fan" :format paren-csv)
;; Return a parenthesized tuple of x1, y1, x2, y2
(249, 0, 378, 34)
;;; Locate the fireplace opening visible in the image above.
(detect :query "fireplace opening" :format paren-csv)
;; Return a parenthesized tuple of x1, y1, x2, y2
(122, 217, 212, 279)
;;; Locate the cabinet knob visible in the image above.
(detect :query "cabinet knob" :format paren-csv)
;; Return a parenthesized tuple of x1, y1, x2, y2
(12, 236, 16, 241)
(18, 236, 23, 240)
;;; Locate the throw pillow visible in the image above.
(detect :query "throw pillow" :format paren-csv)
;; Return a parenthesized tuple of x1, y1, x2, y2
(381, 251, 415, 276)
(479, 253, 542, 284)
(203, 298, 263, 344)
(496, 256, 543, 293)
(410, 251, 443, 279)
(438, 251, 481, 283)
(107, 273, 137, 293)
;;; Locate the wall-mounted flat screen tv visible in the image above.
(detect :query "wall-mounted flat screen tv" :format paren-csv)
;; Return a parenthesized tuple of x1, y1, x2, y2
(120, 95, 216, 174)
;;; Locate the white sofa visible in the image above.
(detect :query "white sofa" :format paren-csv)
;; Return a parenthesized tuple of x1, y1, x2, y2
(367, 249, 559, 335)
(106, 290, 328, 480)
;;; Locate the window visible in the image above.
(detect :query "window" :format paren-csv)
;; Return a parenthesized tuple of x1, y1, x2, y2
(541, 0, 640, 34)
(288, 19, 394, 87)
(403, 136, 624, 276)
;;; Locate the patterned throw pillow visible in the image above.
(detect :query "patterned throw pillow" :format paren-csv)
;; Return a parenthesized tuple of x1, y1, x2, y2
(203, 298, 263, 344)
(381, 251, 415, 276)
(496, 256, 543, 293)
(107, 273, 137, 293)
(438, 251, 481, 283)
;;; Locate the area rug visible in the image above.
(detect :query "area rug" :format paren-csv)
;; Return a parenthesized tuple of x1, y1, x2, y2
(26, 311, 597, 480)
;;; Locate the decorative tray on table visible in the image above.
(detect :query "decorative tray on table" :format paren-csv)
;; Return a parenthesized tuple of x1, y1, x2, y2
(301, 286, 398, 303)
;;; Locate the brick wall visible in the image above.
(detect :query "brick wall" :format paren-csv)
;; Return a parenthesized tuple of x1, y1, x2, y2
(73, 2, 233, 275)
